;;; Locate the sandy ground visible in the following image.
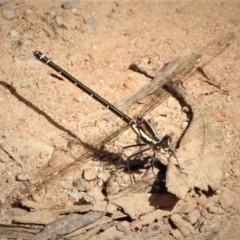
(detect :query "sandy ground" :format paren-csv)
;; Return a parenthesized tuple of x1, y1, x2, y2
(0, 0, 240, 239)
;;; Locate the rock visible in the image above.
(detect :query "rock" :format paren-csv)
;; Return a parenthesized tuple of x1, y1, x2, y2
(87, 187, 105, 201)
(170, 213, 195, 237)
(9, 30, 18, 37)
(83, 168, 98, 181)
(68, 191, 80, 201)
(105, 174, 120, 196)
(207, 205, 224, 214)
(92, 200, 108, 212)
(186, 209, 201, 225)
(2, 8, 15, 20)
(62, 1, 76, 9)
(16, 172, 29, 181)
(20, 80, 33, 88)
(112, 193, 178, 220)
(73, 178, 91, 192)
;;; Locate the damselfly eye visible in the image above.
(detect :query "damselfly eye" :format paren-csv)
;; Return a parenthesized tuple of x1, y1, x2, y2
(152, 145, 160, 152)
(153, 145, 160, 151)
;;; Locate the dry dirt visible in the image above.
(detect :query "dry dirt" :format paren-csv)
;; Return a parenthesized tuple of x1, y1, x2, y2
(0, 0, 240, 239)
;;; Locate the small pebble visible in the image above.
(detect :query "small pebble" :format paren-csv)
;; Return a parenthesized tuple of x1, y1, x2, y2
(105, 174, 120, 196)
(73, 178, 91, 192)
(83, 168, 98, 181)
(215, 189, 221, 194)
(73, 96, 83, 102)
(186, 210, 201, 225)
(68, 191, 80, 201)
(181, 121, 188, 129)
(170, 214, 195, 236)
(87, 187, 105, 201)
(207, 205, 224, 214)
(61, 119, 66, 124)
(2, 8, 15, 20)
(62, 1, 76, 9)
(9, 30, 18, 37)
(20, 80, 33, 88)
(16, 172, 29, 181)
(182, 106, 190, 113)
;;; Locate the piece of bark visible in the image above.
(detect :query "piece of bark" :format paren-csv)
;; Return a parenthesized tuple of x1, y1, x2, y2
(32, 211, 104, 240)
